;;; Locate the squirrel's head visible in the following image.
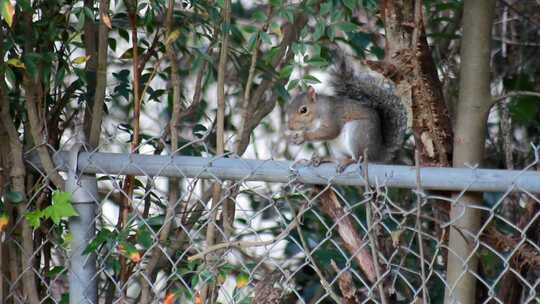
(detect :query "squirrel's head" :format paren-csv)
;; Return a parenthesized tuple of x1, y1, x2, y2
(286, 86, 318, 131)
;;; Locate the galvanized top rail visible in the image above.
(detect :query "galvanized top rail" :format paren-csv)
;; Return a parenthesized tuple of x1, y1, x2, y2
(32, 151, 540, 192)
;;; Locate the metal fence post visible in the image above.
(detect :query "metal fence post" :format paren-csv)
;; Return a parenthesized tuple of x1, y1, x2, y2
(66, 144, 98, 304)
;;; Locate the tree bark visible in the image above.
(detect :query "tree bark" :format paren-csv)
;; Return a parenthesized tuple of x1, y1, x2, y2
(373, 0, 453, 166)
(445, 1, 496, 303)
(82, 0, 98, 142)
(87, 0, 111, 148)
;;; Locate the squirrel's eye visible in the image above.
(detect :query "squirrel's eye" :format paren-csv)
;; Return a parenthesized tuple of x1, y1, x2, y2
(299, 106, 308, 114)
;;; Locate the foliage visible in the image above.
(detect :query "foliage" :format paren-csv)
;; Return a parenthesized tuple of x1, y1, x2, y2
(0, 0, 539, 303)
(25, 191, 78, 229)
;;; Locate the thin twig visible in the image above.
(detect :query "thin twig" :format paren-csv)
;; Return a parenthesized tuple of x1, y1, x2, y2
(500, 104, 514, 170)
(88, 0, 111, 148)
(206, 0, 231, 247)
(415, 149, 428, 303)
(138, 30, 161, 75)
(235, 1, 318, 155)
(140, 2, 182, 302)
(188, 218, 298, 261)
(203, 0, 231, 302)
(24, 78, 65, 189)
(234, 6, 272, 154)
(178, 59, 208, 121)
(118, 0, 141, 289)
(492, 90, 540, 105)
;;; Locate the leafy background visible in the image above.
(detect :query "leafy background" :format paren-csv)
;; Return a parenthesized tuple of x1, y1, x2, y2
(0, 0, 539, 303)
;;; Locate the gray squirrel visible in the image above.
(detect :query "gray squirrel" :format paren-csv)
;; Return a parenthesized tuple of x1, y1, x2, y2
(286, 50, 407, 165)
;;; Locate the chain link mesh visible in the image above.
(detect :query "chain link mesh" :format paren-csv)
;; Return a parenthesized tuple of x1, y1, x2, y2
(3, 132, 539, 304)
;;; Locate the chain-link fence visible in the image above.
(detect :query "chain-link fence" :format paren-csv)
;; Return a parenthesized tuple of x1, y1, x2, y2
(3, 136, 539, 304)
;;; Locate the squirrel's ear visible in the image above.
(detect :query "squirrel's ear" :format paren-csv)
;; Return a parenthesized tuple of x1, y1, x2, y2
(307, 86, 317, 103)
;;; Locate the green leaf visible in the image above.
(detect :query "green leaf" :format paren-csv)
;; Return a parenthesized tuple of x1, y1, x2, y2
(59, 294, 68, 304)
(23, 53, 41, 80)
(46, 266, 66, 277)
(260, 31, 272, 44)
(247, 33, 257, 51)
(72, 55, 91, 65)
(74, 67, 87, 84)
(108, 37, 117, 51)
(370, 45, 384, 59)
(26, 210, 43, 229)
(137, 228, 153, 249)
(18, 0, 31, 11)
(291, 42, 306, 56)
(44, 191, 78, 225)
(282, 8, 294, 23)
(262, 47, 280, 65)
(7, 58, 25, 69)
(331, 10, 343, 22)
(6, 191, 24, 204)
(252, 11, 267, 23)
(302, 74, 321, 84)
(5, 66, 16, 87)
(142, 215, 165, 229)
(52, 191, 72, 205)
(287, 79, 300, 90)
(279, 64, 294, 79)
(505, 75, 540, 125)
(243, 25, 257, 33)
(342, 0, 357, 10)
(83, 229, 114, 255)
(509, 97, 540, 124)
(83, 6, 94, 20)
(118, 28, 130, 42)
(313, 248, 344, 265)
(311, 44, 321, 57)
(306, 57, 328, 68)
(326, 25, 336, 41)
(274, 83, 290, 103)
(236, 272, 249, 288)
(76, 9, 85, 31)
(349, 31, 373, 51)
(313, 22, 325, 41)
(319, 2, 332, 15)
(335, 21, 358, 32)
(119, 241, 137, 255)
(193, 124, 208, 138)
(434, 2, 462, 11)
(269, 0, 282, 7)
(1, 0, 14, 27)
(165, 29, 181, 46)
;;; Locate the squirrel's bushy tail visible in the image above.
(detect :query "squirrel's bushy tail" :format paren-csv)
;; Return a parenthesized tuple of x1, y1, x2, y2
(330, 49, 407, 163)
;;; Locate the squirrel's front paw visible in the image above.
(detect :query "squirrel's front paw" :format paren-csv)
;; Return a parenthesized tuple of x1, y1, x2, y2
(289, 131, 305, 145)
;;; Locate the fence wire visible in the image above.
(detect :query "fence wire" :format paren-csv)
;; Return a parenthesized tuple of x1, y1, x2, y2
(3, 133, 539, 304)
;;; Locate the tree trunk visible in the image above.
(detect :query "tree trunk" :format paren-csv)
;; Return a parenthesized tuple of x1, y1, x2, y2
(445, 1, 496, 303)
(374, 0, 454, 167)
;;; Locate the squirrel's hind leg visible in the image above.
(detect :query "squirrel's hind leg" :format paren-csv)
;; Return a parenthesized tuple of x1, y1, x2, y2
(308, 153, 355, 173)
(336, 157, 359, 173)
(345, 119, 383, 163)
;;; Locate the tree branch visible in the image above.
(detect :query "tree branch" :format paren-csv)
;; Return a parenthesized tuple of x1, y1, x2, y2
(235, 2, 315, 155)
(0, 27, 40, 303)
(88, 0, 111, 148)
(139, 1, 183, 301)
(24, 81, 65, 190)
(492, 90, 540, 105)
